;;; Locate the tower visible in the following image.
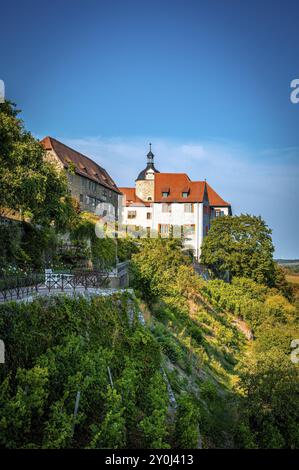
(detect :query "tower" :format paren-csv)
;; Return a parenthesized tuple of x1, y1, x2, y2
(135, 143, 159, 201)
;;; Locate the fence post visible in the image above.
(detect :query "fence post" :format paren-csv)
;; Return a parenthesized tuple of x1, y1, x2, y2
(107, 366, 114, 388)
(71, 390, 81, 439)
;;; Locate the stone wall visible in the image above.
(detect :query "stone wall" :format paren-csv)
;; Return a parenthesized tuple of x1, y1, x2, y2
(44, 149, 119, 215)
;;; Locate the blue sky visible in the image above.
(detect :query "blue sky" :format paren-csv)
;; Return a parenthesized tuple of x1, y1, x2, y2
(1, 0, 298, 257)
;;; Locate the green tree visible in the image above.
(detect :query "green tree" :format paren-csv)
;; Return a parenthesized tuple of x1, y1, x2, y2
(201, 214, 275, 286)
(237, 348, 299, 448)
(131, 238, 201, 300)
(0, 100, 77, 229)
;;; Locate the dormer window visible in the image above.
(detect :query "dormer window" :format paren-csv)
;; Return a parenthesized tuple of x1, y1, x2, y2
(161, 187, 170, 197)
(182, 187, 190, 198)
(78, 163, 87, 172)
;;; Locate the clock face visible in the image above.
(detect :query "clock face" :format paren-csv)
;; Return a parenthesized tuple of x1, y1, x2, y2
(146, 169, 154, 180)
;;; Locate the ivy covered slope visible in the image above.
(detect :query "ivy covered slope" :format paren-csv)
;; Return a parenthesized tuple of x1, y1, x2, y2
(130, 239, 299, 449)
(0, 293, 174, 449)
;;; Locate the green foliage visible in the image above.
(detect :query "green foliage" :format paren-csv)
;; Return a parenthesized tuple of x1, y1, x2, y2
(237, 348, 299, 448)
(0, 293, 172, 449)
(201, 214, 275, 286)
(202, 277, 296, 330)
(139, 371, 170, 448)
(0, 222, 59, 272)
(43, 398, 73, 449)
(117, 238, 139, 262)
(0, 225, 297, 450)
(0, 101, 78, 229)
(70, 212, 117, 270)
(132, 237, 299, 449)
(175, 394, 200, 448)
(89, 386, 126, 449)
(0, 366, 49, 448)
(273, 263, 293, 299)
(131, 238, 202, 301)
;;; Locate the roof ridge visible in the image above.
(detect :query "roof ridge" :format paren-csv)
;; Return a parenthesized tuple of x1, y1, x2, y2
(41, 136, 121, 194)
(44, 136, 107, 173)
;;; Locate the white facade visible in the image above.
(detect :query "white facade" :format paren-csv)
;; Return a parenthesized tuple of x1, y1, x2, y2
(121, 205, 153, 231)
(119, 199, 213, 260)
(119, 148, 231, 260)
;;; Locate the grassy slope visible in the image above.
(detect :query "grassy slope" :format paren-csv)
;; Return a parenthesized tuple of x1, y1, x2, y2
(138, 290, 248, 448)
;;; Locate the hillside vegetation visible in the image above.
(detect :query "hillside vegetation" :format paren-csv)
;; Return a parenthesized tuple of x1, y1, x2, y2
(1, 239, 297, 448)
(130, 239, 299, 448)
(0, 101, 298, 449)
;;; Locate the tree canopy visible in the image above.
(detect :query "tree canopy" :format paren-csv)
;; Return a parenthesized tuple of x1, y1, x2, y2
(201, 214, 275, 286)
(0, 100, 77, 229)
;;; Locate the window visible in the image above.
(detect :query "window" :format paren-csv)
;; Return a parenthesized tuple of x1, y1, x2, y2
(159, 224, 170, 236)
(162, 191, 169, 197)
(89, 181, 96, 192)
(128, 211, 136, 219)
(182, 192, 188, 198)
(146, 212, 152, 220)
(87, 196, 96, 207)
(80, 194, 83, 202)
(215, 209, 224, 217)
(162, 203, 172, 213)
(184, 203, 194, 213)
(183, 224, 195, 237)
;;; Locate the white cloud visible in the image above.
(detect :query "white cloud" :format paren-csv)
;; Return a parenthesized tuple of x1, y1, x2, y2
(54, 135, 299, 258)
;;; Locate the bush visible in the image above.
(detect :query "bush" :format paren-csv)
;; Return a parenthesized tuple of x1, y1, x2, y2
(175, 394, 200, 448)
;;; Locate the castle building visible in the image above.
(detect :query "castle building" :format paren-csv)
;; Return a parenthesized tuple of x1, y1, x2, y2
(119, 145, 231, 259)
(41, 137, 121, 213)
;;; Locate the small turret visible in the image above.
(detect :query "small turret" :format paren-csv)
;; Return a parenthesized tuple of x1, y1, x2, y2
(136, 143, 159, 181)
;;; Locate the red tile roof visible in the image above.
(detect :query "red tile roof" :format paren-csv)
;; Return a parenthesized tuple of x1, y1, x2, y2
(120, 173, 230, 208)
(41, 136, 121, 194)
(206, 183, 230, 207)
(155, 173, 206, 202)
(119, 187, 151, 206)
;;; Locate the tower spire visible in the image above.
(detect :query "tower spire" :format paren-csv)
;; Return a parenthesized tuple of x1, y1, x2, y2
(136, 143, 159, 181)
(147, 142, 154, 163)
